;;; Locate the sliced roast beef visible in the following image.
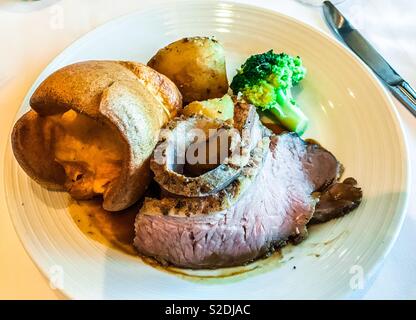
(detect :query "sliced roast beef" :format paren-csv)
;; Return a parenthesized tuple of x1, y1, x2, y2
(310, 177, 363, 224)
(134, 132, 341, 268)
(303, 142, 342, 191)
(150, 102, 268, 197)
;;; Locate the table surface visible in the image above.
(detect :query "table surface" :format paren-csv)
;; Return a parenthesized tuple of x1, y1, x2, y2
(0, 0, 415, 300)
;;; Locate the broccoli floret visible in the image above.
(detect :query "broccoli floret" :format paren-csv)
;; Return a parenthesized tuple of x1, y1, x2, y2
(230, 50, 308, 135)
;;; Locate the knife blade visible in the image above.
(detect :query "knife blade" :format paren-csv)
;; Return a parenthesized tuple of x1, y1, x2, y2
(323, 1, 416, 117)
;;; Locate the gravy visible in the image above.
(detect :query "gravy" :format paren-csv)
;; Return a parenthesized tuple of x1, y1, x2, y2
(68, 199, 288, 282)
(69, 199, 138, 256)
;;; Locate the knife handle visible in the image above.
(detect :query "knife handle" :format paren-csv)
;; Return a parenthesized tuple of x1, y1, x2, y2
(389, 81, 416, 117)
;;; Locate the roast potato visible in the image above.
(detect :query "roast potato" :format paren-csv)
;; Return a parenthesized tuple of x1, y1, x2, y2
(183, 94, 234, 121)
(148, 37, 229, 104)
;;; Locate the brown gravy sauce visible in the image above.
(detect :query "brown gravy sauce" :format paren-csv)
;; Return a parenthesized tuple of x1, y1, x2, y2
(69, 199, 138, 256)
(68, 199, 287, 282)
(67, 122, 303, 281)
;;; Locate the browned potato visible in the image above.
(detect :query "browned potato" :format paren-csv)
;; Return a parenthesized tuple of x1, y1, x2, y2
(183, 94, 234, 121)
(148, 37, 229, 104)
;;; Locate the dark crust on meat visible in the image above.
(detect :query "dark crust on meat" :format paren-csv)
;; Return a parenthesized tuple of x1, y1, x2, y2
(142, 136, 270, 217)
(135, 122, 362, 268)
(304, 142, 342, 191)
(150, 115, 242, 196)
(134, 133, 320, 268)
(310, 177, 363, 223)
(150, 102, 267, 197)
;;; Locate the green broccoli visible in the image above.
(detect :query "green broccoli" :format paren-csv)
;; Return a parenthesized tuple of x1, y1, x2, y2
(230, 50, 308, 135)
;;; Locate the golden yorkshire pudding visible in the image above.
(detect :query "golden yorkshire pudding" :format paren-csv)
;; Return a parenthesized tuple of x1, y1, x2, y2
(12, 60, 182, 211)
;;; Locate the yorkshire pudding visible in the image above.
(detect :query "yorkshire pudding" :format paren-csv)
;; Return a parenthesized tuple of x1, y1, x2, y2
(12, 60, 182, 211)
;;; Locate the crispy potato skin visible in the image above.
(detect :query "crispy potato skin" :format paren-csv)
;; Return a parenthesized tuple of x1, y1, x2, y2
(148, 37, 229, 104)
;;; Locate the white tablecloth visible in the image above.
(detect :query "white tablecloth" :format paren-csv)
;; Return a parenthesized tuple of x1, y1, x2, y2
(0, 0, 415, 299)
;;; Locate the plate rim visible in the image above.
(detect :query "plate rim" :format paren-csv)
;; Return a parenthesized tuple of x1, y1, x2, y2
(4, 0, 410, 299)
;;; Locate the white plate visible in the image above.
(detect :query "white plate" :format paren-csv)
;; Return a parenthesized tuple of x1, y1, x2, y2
(4, 1, 409, 299)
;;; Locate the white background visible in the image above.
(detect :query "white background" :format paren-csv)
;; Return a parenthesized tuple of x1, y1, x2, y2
(0, 0, 415, 299)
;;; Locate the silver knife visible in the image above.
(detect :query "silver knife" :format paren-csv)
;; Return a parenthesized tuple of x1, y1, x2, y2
(323, 1, 416, 117)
